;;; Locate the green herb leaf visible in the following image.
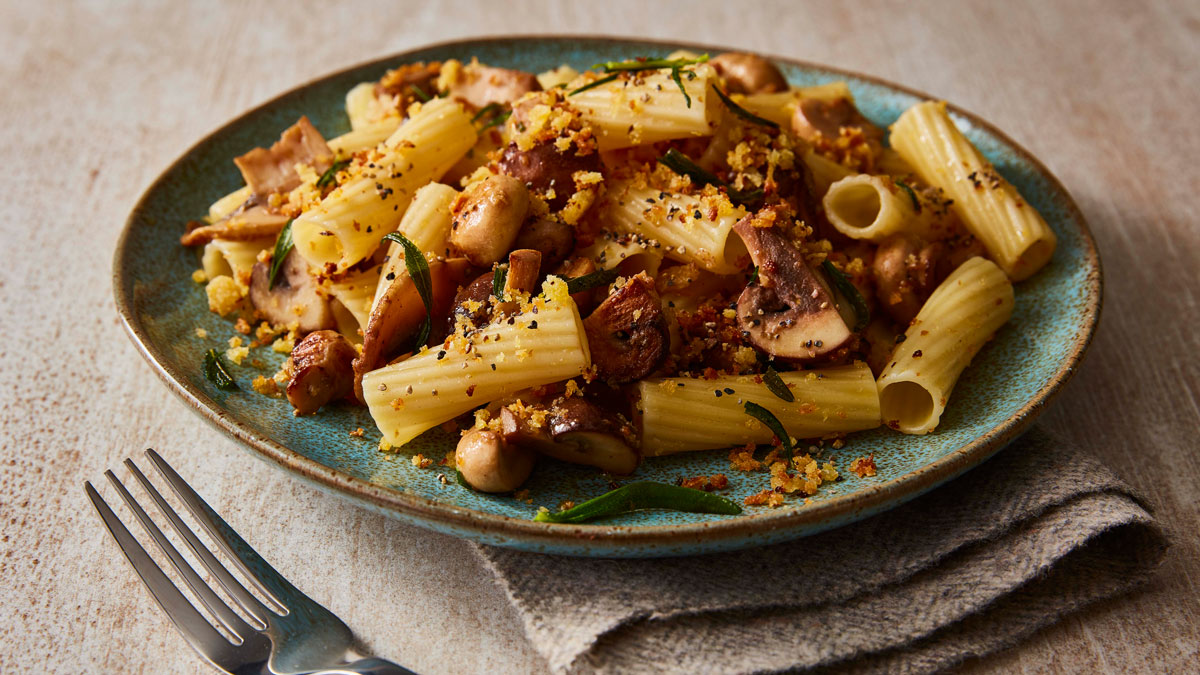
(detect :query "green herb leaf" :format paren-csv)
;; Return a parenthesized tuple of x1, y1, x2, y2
(410, 84, 432, 102)
(711, 85, 779, 128)
(479, 110, 511, 132)
(382, 232, 433, 347)
(568, 73, 620, 97)
(744, 401, 792, 453)
(315, 159, 351, 189)
(564, 267, 620, 295)
(267, 219, 294, 290)
(533, 481, 741, 524)
(202, 349, 238, 391)
(671, 67, 692, 108)
(895, 180, 921, 213)
(656, 149, 763, 206)
(492, 264, 508, 299)
(592, 54, 710, 72)
(763, 367, 795, 402)
(820, 260, 870, 332)
(748, 265, 759, 285)
(456, 469, 472, 489)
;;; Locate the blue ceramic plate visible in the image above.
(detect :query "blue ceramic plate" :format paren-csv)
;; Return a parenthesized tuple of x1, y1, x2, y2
(114, 37, 1100, 557)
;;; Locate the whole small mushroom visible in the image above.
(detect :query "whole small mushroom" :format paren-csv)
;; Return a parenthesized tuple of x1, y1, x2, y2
(710, 52, 788, 95)
(456, 428, 536, 493)
(286, 330, 357, 415)
(498, 141, 602, 212)
(450, 174, 530, 266)
(873, 234, 944, 324)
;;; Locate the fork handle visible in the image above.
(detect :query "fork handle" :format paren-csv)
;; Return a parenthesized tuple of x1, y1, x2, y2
(311, 658, 418, 675)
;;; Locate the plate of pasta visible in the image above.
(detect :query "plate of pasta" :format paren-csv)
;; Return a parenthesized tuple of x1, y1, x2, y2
(114, 37, 1099, 557)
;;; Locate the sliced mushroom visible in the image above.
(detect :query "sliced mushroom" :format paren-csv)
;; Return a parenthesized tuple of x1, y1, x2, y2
(443, 62, 541, 109)
(512, 216, 575, 268)
(582, 273, 669, 383)
(286, 330, 357, 415)
(450, 174, 530, 266)
(791, 97, 885, 149)
(352, 257, 471, 401)
(498, 141, 602, 211)
(456, 428, 536, 493)
(247, 250, 335, 333)
(180, 196, 290, 247)
(446, 272, 495, 335)
(710, 52, 788, 95)
(504, 249, 543, 296)
(733, 218, 853, 361)
(499, 398, 639, 475)
(376, 62, 440, 101)
(234, 116, 333, 198)
(873, 234, 944, 324)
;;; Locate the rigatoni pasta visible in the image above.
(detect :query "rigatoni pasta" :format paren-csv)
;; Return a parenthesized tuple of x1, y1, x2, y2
(570, 65, 717, 151)
(890, 101, 1056, 281)
(640, 362, 881, 455)
(877, 257, 1014, 434)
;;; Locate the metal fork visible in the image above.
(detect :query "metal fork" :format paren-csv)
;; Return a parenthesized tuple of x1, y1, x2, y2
(85, 449, 415, 675)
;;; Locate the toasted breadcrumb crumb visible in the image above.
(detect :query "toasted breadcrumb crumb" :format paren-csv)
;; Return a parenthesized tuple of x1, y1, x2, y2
(195, 328, 208, 339)
(349, 427, 365, 437)
(251, 375, 281, 398)
(205, 276, 242, 316)
(557, 500, 576, 512)
(192, 269, 208, 283)
(513, 489, 532, 504)
(411, 454, 433, 469)
(744, 490, 785, 508)
(728, 444, 761, 472)
(679, 474, 730, 491)
(850, 454, 877, 478)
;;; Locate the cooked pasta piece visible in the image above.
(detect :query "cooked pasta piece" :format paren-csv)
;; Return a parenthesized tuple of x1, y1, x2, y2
(876, 256, 1014, 434)
(371, 182, 457, 312)
(324, 266, 381, 333)
(604, 181, 747, 274)
(207, 185, 253, 223)
(363, 279, 590, 446)
(536, 65, 579, 90)
(639, 361, 881, 455)
(890, 101, 1056, 280)
(291, 98, 475, 274)
(201, 237, 272, 291)
(327, 118, 403, 157)
(570, 65, 717, 151)
(345, 82, 378, 130)
(823, 174, 933, 241)
(801, 149, 855, 197)
(577, 232, 664, 277)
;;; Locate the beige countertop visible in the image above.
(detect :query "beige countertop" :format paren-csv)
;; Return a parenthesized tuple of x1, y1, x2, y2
(2, 1, 1197, 672)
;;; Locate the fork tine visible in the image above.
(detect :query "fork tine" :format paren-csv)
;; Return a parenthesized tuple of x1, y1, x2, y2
(103, 469, 256, 639)
(85, 481, 234, 661)
(144, 448, 293, 612)
(123, 458, 272, 628)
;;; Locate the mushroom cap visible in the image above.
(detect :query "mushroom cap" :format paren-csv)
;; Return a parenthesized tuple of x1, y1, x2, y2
(582, 273, 669, 383)
(512, 216, 575, 268)
(710, 52, 788, 95)
(456, 429, 536, 493)
(548, 398, 639, 475)
(498, 140, 602, 211)
(450, 174, 530, 266)
(286, 330, 357, 415)
(733, 219, 853, 361)
(873, 234, 944, 324)
(247, 250, 335, 334)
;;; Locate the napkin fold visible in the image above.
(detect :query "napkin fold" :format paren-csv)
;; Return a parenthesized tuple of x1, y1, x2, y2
(474, 429, 1168, 673)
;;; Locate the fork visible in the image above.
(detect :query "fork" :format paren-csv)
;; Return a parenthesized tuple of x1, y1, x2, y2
(85, 449, 416, 675)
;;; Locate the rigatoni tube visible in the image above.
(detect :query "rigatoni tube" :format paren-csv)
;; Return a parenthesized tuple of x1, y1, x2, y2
(890, 101, 1055, 280)
(639, 362, 881, 455)
(363, 279, 590, 447)
(823, 174, 932, 242)
(372, 182, 458, 312)
(292, 98, 475, 274)
(876, 257, 1014, 434)
(571, 66, 717, 151)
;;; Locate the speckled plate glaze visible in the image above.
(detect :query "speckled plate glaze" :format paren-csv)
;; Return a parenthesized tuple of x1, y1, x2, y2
(114, 36, 1100, 558)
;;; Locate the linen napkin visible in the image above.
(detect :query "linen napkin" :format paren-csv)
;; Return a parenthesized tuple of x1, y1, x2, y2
(473, 429, 1168, 673)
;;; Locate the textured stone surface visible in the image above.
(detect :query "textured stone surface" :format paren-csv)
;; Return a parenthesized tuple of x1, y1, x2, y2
(1, 1, 1197, 673)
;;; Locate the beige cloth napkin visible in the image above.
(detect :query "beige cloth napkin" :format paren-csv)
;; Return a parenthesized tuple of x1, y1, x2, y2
(473, 429, 1168, 673)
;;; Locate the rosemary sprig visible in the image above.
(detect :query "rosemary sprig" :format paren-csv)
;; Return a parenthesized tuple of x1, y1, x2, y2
(568, 73, 620, 97)
(588, 54, 710, 108)
(381, 232, 433, 348)
(315, 158, 351, 189)
(744, 401, 793, 454)
(267, 220, 294, 290)
(711, 85, 779, 128)
(656, 148, 763, 206)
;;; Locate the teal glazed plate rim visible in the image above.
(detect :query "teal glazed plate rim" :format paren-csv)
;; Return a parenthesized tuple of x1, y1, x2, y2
(113, 36, 1101, 558)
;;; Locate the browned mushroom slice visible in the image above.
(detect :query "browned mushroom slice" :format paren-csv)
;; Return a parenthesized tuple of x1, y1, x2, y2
(733, 219, 853, 361)
(446, 272, 495, 336)
(234, 116, 333, 198)
(791, 97, 885, 149)
(512, 217, 575, 269)
(499, 399, 639, 475)
(582, 273, 669, 383)
(376, 62, 441, 101)
(443, 62, 541, 109)
(286, 330, 357, 415)
(352, 257, 470, 401)
(873, 234, 945, 324)
(710, 52, 788, 95)
(450, 174, 530, 266)
(247, 250, 335, 333)
(498, 141, 602, 211)
(504, 249, 542, 295)
(180, 199, 290, 247)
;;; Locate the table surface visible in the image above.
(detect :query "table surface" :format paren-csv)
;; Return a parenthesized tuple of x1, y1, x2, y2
(2, 1, 1197, 672)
